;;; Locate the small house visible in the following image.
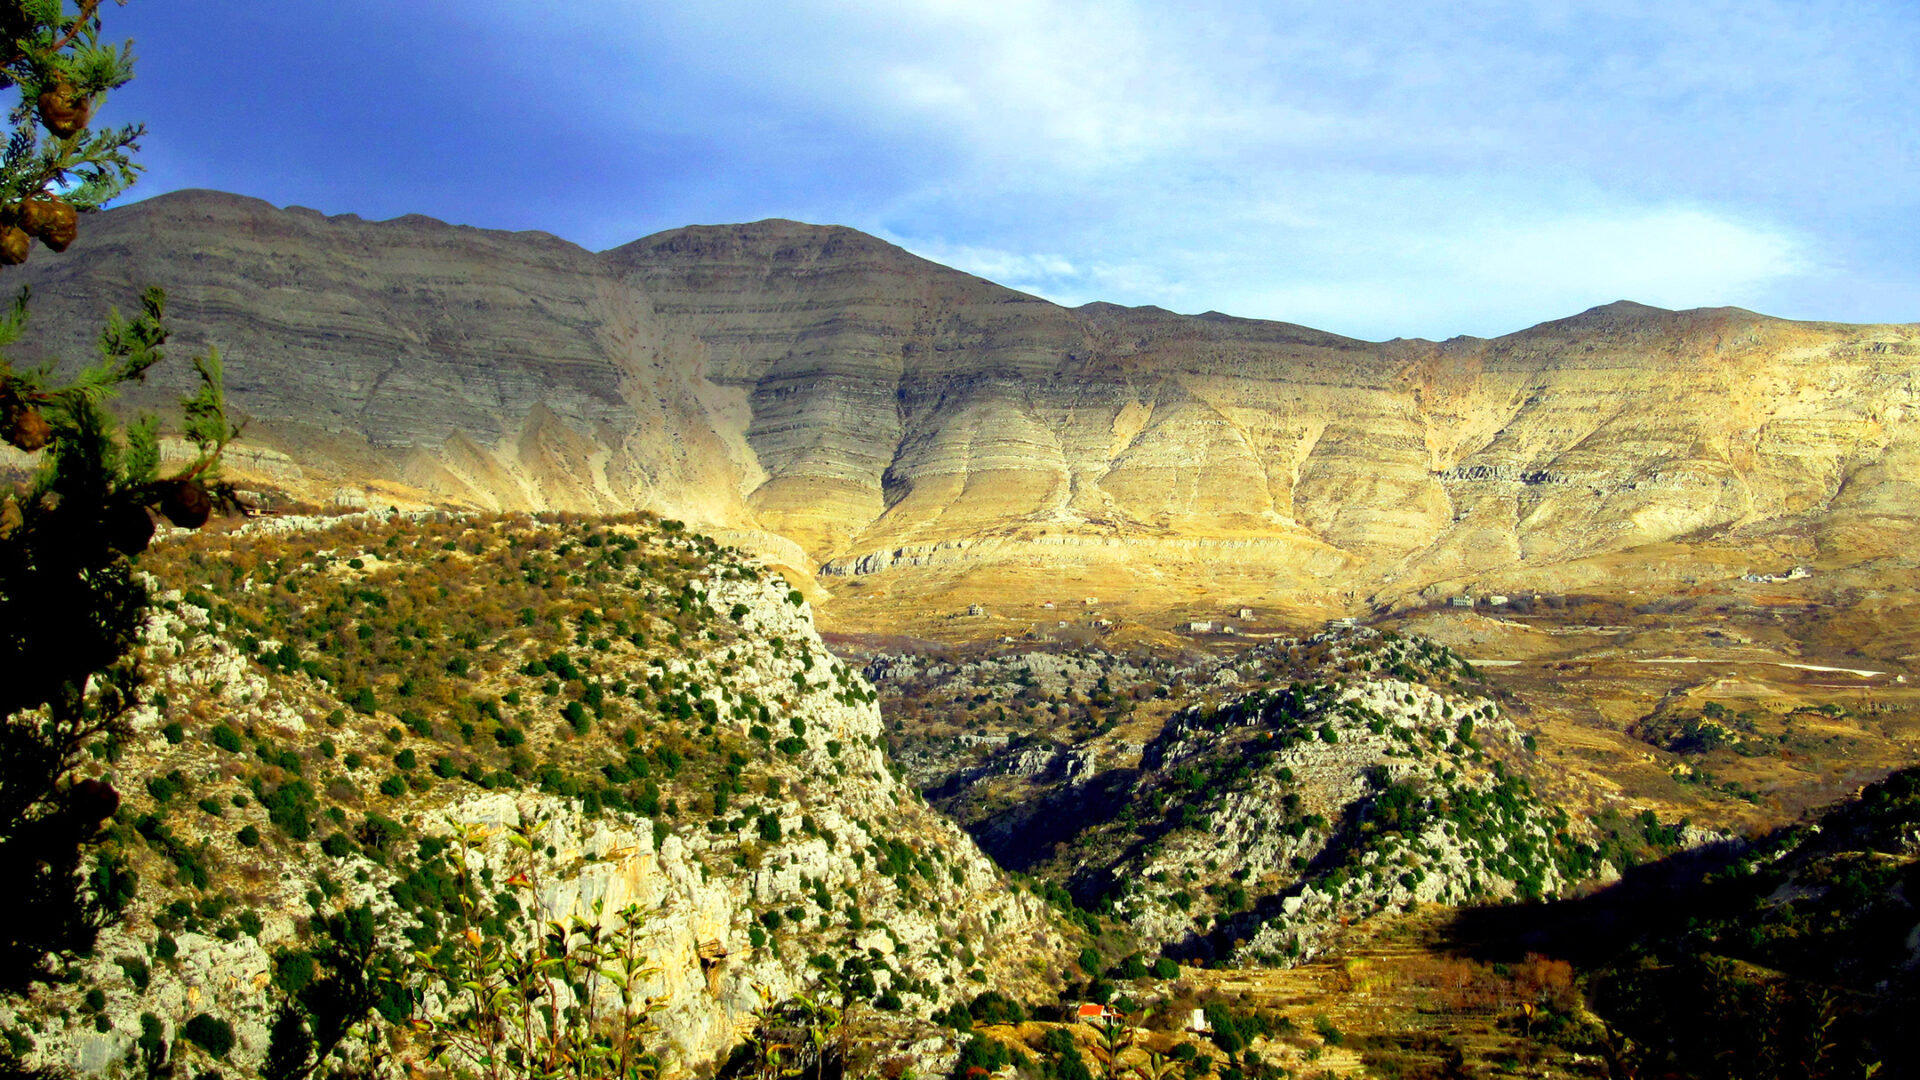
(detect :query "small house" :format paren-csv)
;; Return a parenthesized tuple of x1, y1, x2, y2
(1487, 594, 1509, 606)
(1187, 620, 1214, 633)
(1449, 595, 1475, 608)
(967, 603, 985, 616)
(1076, 1003, 1122, 1024)
(1083, 596, 1099, 606)
(1237, 608, 1254, 620)
(1186, 1008, 1211, 1033)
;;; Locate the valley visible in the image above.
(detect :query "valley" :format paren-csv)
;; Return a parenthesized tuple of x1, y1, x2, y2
(2, 192, 1917, 1079)
(1, 504, 1910, 1078)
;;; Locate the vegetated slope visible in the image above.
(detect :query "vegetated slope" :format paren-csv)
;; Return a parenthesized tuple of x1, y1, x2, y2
(872, 629, 1715, 969)
(1456, 765, 1920, 1079)
(13, 190, 1920, 631)
(0, 511, 1072, 1078)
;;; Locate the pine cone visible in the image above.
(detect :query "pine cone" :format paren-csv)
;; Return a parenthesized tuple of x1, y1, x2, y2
(156, 478, 212, 528)
(0, 225, 29, 266)
(107, 502, 155, 555)
(18, 196, 76, 252)
(35, 77, 91, 138)
(2, 400, 50, 450)
(67, 779, 119, 827)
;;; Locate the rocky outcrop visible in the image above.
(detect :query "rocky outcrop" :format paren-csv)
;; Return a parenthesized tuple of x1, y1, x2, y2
(887, 627, 1665, 967)
(0, 514, 1072, 1078)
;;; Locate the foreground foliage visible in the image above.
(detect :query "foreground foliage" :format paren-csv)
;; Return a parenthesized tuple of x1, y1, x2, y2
(0, 0, 236, 1003)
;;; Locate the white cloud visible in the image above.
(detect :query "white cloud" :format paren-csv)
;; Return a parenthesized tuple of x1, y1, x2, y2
(1211, 204, 1808, 337)
(451, 0, 1913, 335)
(890, 189, 1808, 338)
(891, 240, 1079, 290)
(1461, 209, 1805, 305)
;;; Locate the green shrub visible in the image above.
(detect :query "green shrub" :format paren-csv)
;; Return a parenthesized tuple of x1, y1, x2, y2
(967, 990, 1027, 1025)
(181, 1013, 234, 1058)
(1313, 1014, 1343, 1046)
(143, 774, 181, 806)
(272, 949, 314, 998)
(210, 724, 242, 752)
(236, 825, 260, 847)
(116, 955, 150, 991)
(950, 1035, 1010, 1080)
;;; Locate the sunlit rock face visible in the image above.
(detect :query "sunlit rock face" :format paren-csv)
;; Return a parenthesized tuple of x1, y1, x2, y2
(19, 190, 1920, 613)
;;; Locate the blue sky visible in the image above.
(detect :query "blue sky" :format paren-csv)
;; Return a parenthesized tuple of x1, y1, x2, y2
(100, 0, 1918, 340)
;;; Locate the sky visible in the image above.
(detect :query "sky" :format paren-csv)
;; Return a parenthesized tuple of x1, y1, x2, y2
(96, 0, 1919, 341)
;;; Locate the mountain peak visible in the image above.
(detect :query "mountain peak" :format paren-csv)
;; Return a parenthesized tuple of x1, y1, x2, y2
(1585, 299, 1670, 317)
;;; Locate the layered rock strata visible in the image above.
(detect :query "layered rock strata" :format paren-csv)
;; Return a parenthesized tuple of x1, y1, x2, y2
(16, 191, 1920, 614)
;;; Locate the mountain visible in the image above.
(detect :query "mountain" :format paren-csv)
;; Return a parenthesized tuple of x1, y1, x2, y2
(13, 190, 1920, 632)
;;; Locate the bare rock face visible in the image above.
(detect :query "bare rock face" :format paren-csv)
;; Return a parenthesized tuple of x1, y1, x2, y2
(18, 191, 1920, 615)
(12, 191, 781, 560)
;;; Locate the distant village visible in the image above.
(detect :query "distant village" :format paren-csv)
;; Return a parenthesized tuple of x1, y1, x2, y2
(1741, 565, 1813, 584)
(950, 562, 1820, 642)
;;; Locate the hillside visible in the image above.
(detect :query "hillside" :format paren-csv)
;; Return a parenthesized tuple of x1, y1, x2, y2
(1451, 764, 1920, 1077)
(0, 511, 1073, 1078)
(3, 502, 1913, 1079)
(871, 630, 1724, 965)
(10, 191, 1920, 638)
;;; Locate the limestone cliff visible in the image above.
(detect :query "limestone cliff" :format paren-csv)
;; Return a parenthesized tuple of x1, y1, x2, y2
(0, 512, 1071, 1077)
(15, 191, 1920, 623)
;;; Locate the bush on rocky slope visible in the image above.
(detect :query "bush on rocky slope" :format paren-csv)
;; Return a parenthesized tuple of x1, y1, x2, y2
(0, 511, 1071, 1078)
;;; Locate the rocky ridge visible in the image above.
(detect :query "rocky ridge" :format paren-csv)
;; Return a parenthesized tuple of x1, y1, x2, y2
(0, 513, 1072, 1078)
(13, 191, 1920, 625)
(873, 629, 1724, 968)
